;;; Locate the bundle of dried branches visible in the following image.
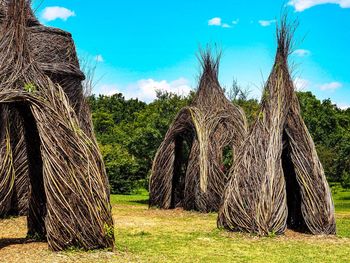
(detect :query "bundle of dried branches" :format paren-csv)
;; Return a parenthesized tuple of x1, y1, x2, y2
(218, 18, 336, 235)
(149, 51, 248, 212)
(0, 0, 94, 218)
(0, 0, 114, 251)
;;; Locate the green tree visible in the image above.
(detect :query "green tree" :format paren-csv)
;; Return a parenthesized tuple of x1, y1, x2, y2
(89, 89, 350, 193)
(297, 91, 349, 182)
(100, 143, 138, 194)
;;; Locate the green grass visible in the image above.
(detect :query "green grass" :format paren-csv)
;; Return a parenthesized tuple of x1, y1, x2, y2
(111, 188, 350, 263)
(333, 189, 350, 212)
(110, 188, 149, 206)
(332, 187, 350, 237)
(1, 188, 349, 262)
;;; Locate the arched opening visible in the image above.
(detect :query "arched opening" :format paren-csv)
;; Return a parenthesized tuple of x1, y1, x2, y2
(2, 102, 47, 238)
(0, 92, 114, 250)
(282, 131, 307, 232)
(171, 134, 193, 209)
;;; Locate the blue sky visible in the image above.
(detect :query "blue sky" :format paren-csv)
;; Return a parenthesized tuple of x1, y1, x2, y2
(32, 0, 350, 108)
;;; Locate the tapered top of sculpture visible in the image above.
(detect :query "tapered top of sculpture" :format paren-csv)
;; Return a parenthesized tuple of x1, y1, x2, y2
(192, 51, 232, 111)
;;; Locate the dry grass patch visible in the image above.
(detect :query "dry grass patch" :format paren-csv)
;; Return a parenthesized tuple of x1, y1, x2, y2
(1, 191, 350, 262)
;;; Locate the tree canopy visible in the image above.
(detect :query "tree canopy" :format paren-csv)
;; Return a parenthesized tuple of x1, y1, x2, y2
(89, 90, 350, 194)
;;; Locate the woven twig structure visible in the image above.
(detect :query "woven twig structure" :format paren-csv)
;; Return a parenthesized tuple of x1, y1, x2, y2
(218, 19, 336, 235)
(0, 0, 114, 251)
(0, 0, 93, 218)
(149, 51, 248, 212)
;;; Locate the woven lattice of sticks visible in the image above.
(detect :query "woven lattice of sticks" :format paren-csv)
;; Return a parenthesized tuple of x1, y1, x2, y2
(0, 0, 114, 251)
(149, 51, 248, 212)
(0, 0, 93, 218)
(218, 18, 336, 235)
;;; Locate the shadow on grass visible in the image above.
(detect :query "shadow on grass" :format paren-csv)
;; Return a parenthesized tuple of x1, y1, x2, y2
(129, 199, 149, 205)
(336, 203, 350, 211)
(338, 196, 350, 201)
(0, 237, 42, 250)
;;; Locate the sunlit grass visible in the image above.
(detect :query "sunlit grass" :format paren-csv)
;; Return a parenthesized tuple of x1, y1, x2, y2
(1, 188, 349, 262)
(111, 188, 350, 262)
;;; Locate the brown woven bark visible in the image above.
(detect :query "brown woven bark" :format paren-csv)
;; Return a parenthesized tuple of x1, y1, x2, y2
(0, 0, 114, 251)
(218, 18, 336, 235)
(0, 0, 94, 218)
(149, 51, 248, 212)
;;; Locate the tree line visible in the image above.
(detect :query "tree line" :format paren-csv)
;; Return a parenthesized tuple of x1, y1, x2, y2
(88, 89, 350, 194)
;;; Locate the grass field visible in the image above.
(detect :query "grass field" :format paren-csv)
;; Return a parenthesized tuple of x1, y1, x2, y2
(1, 188, 350, 262)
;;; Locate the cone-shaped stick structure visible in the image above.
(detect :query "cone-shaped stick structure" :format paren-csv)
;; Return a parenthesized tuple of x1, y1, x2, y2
(218, 18, 336, 235)
(0, 0, 114, 251)
(149, 51, 248, 212)
(0, 0, 92, 218)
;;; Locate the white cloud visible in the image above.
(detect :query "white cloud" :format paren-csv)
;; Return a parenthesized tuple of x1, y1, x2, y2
(258, 20, 276, 27)
(232, 19, 239, 25)
(338, 103, 350, 110)
(319, 81, 342, 91)
(293, 49, 311, 57)
(96, 84, 120, 96)
(95, 55, 104, 62)
(288, 0, 350, 11)
(294, 77, 310, 91)
(208, 17, 222, 26)
(293, 79, 343, 92)
(96, 78, 192, 102)
(208, 17, 236, 28)
(93, 84, 120, 96)
(42, 6, 75, 21)
(130, 78, 192, 101)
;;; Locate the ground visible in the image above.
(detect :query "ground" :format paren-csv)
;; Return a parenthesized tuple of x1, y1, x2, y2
(1, 189, 350, 263)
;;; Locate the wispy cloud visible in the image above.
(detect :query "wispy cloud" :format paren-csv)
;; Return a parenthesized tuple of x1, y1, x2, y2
(96, 84, 120, 96)
(208, 17, 222, 26)
(95, 55, 104, 63)
(294, 77, 343, 92)
(41, 6, 75, 21)
(208, 17, 237, 28)
(294, 78, 343, 93)
(232, 19, 239, 25)
(294, 77, 310, 91)
(293, 49, 311, 57)
(95, 78, 192, 102)
(319, 81, 342, 91)
(288, 0, 350, 12)
(258, 19, 276, 27)
(338, 103, 350, 110)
